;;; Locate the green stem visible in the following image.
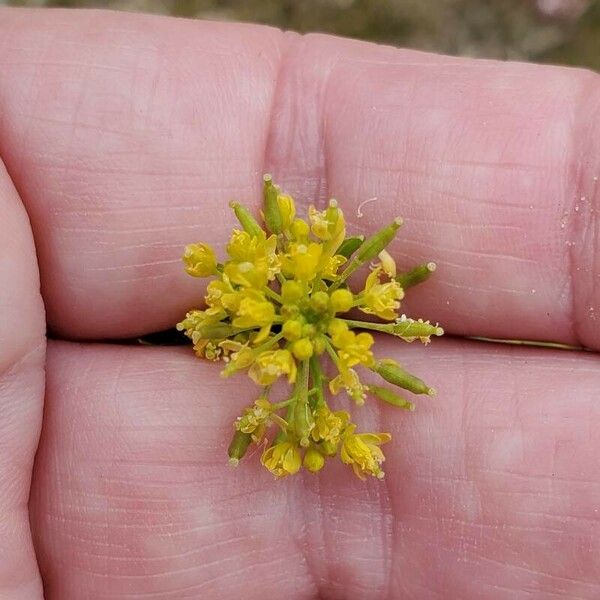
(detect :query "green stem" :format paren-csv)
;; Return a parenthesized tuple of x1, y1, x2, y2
(253, 330, 285, 353)
(263, 286, 284, 304)
(323, 337, 342, 369)
(309, 355, 326, 407)
(340, 318, 393, 334)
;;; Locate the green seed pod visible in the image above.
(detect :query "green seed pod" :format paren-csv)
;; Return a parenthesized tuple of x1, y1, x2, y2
(368, 385, 415, 411)
(337, 235, 365, 258)
(392, 318, 444, 340)
(373, 359, 435, 395)
(396, 262, 437, 290)
(229, 201, 263, 237)
(263, 174, 283, 234)
(357, 218, 403, 263)
(228, 429, 252, 465)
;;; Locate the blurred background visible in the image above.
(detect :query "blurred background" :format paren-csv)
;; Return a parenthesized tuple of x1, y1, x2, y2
(2, 0, 598, 70)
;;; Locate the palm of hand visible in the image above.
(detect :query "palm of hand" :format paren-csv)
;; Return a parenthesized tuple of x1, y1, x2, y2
(1, 8, 599, 599)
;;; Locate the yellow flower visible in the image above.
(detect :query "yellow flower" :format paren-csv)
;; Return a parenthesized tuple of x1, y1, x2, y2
(205, 277, 239, 315)
(176, 309, 222, 344)
(180, 175, 444, 481)
(359, 266, 404, 321)
(377, 249, 397, 277)
(308, 201, 346, 249)
(194, 339, 222, 360)
(261, 441, 302, 478)
(281, 242, 323, 281)
(340, 425, 391, 479)
(320, 254, 347, 280)
(224, 230, 280, 288)
(249, 349, 297, 385)
(236, 398, 272, 441)
(311, 407, 349, 444)
(277, 193, 296, 231)
(329, 367, 367, 405)
(183, 243, 217, 277)
(328, 320, 375, 368)
(220, 341, 255, 374)
(290, 218, 310, 240)
(232, 289, 275, 329)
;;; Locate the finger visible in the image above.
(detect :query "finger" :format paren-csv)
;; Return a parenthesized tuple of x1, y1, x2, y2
(0, 158, 45, 596)
(31, 340, 599, 599)
(0, 9, 599, 348)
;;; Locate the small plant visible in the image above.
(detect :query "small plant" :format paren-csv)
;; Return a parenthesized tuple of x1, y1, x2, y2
(177, 175, 442, 480)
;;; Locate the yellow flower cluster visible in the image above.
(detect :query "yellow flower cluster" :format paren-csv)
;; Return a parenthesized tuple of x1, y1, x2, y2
(178, 175, 443, 480)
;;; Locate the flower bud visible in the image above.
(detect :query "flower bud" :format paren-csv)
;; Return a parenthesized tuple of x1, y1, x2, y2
(310, 291, 329, 312)
(303, 447, 325, 473)
(368, 385, 415, 411)
(292, 338, 314, 361)
(329, 288, 354, 313)
(183, 243, 217, 277)
(290, 218, 310, 240)
(282, 319, 303, 341)
(281, 280, 304, 304)
(377, 249, 397, 277)
(276, 193, 296, 231)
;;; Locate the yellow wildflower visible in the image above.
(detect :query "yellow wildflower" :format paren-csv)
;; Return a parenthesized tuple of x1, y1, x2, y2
(183, 243, 217, 277)
(340, 425, 392, 480)
(277, 193, 296, 230)
(232, 289, 275, 329)
(179, 175, 443, 481)
(311, 406, 349, 445)
(360, 266, 404, 321)
(205, 277, 239, 315)
(328, 320, 375, 367)
(224, 230, 280, 288)
(236, 398, 272, 441)
(290, 218, 310, 240)
(261, 441, 302, 478)
(249, 349, 297, 385)
(282, 241, 323, 281)
(309, 200, 346, 250)
(378, 249, 397, 277)
(329, 367, 367, 405)
(320, 254, 347, 280)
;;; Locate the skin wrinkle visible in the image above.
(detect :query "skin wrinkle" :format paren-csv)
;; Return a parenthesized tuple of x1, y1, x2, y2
(570, 73, 600, 348)
(0, 11, 598, 345)
(0, 9, 596, 593)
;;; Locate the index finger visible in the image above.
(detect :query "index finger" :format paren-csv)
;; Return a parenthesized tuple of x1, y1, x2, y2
(0, 8, 598, 348)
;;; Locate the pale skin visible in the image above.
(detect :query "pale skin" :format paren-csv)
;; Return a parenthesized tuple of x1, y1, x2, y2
(0, 6, 599, 599)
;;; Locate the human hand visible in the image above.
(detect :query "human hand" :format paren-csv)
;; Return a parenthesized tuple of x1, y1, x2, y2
(1, 8, 599, 598)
